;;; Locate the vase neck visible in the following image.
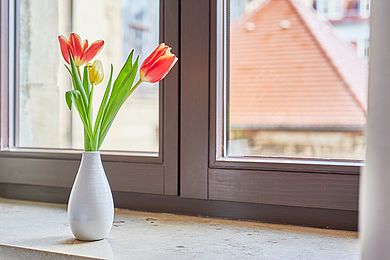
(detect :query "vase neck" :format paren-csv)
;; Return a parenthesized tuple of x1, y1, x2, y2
(81, 152, 101, 162)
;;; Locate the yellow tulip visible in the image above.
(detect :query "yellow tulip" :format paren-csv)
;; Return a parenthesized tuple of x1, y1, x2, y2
(88, 60, 104, 84)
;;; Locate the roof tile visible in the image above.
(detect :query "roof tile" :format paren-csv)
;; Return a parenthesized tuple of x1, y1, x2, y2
(230, 0, 367, 129)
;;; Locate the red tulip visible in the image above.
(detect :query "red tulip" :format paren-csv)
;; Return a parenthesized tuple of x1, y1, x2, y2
(58, 33, 104, 66)
(140, 43, 178, 83)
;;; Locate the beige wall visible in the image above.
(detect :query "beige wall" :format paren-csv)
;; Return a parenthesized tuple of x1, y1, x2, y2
(19, 0, 71, 148)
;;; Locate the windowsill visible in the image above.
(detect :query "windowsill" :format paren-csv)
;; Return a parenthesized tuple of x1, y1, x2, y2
(0, 198, 359, 259)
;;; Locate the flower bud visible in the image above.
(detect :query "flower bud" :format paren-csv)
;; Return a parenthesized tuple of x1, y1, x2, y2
(88, 60, 104, 84)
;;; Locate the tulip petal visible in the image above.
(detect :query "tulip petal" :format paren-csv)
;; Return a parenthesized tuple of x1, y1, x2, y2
(82, 39, 88, 52)
(58, 35, 71, 64)
(70, 33, 83, 58)
(141, 43, 168, 69)
(143, 55, 177, 83)
(81, 40, 104, 64)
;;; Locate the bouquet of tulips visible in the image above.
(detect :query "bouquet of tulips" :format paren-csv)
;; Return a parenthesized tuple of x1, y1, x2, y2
(58, 33, 177, 151)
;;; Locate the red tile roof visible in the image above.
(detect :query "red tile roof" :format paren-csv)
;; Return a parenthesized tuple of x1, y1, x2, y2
(230, 0, 368, 130)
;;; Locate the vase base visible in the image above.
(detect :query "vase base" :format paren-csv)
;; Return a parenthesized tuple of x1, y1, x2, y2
(74, 237, 106, 242)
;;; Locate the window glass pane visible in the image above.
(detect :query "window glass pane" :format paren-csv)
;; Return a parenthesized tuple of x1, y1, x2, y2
(18, 0, 159, 153)
(228, 0, 369, 160)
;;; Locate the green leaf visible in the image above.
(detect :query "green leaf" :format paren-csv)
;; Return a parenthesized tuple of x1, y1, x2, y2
(65, 90, 82, 110)
(98, 120, 114, 149)
(84, 130, 91, 151)
(93, 64, 114, 149)
(83, 66, 91, 96)
(98, 56, 140, 149)
(112, 50, 134, 93)
(105, 51, 135, 112)
(69, 54, 88, 107)
(65, 91, 73, 110)
(64, 89, 93, 141)
(87, 84, 94, 130)
(109, 55, 139, 110)
(64, 65, 72, 77)
(64, 65, 77, 92)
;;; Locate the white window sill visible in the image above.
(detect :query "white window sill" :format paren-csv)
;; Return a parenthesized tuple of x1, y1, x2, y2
(0, 198, 359, 259)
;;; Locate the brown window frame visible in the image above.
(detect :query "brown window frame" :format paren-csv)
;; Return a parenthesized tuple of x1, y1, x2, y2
(181, 0, 360, 212)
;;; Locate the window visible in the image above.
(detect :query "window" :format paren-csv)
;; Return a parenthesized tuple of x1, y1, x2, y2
(314, 0, 344, 20)
(18, 0, 160, 153)
(202, 0, 361, 214)
(226, 0, 369, 160)
(0, 0, 362, 228)
(1, 0, 179, 197)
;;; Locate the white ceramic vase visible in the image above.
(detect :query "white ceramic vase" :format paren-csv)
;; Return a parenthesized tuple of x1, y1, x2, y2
(68, 152, 114, 241)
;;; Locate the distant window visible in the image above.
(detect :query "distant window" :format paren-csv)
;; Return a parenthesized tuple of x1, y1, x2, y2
(130, 10, 146, 53)
(346, 0, 359, 17)
(360, 0, 371, 17)
(314, 0, 344, 20)
(364, 39, 370, 57)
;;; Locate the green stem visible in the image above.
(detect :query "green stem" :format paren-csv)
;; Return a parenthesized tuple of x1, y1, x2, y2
(88, 83, 95, 150)
(93, 66, 113, 151)
(84, 129, 90, 151)
(133, 79, 142, 90)
(77, 65, 92, 151)
(76, 66, 82, 79)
